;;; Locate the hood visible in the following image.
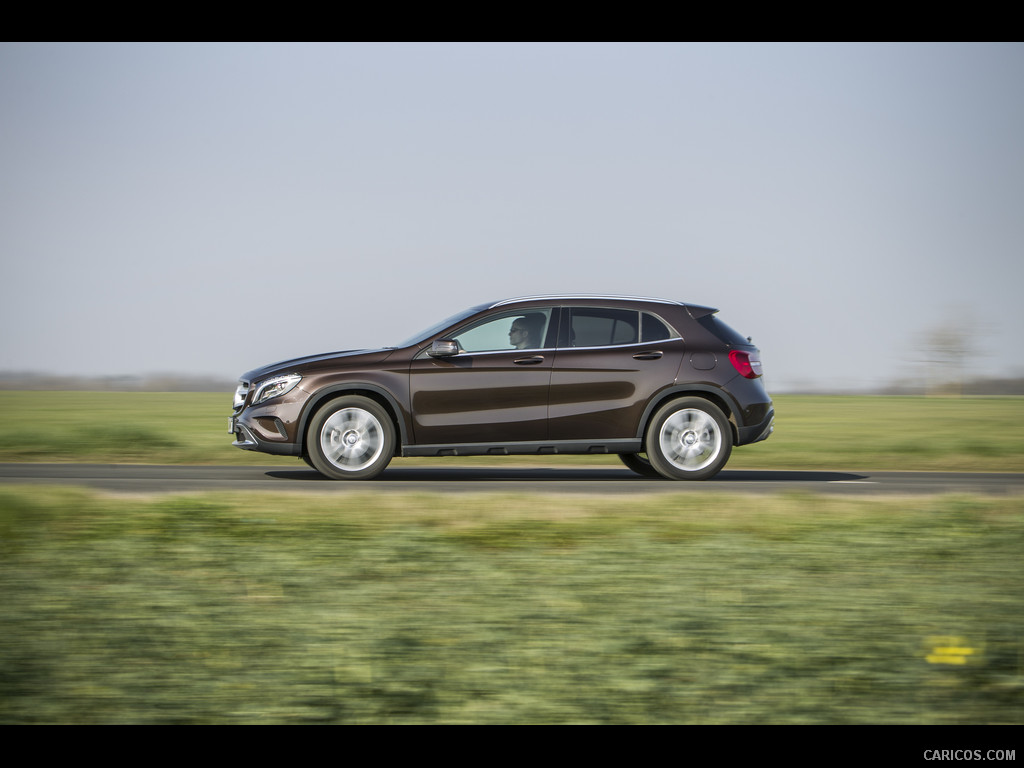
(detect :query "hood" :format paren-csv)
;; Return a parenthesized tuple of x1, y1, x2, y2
(240, 348, 394, 383)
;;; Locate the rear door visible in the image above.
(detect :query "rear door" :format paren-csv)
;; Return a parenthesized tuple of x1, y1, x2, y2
(547, 306, 683, 440)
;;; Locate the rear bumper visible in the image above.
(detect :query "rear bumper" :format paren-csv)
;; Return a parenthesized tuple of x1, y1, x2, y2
(736, 408, 774, 446)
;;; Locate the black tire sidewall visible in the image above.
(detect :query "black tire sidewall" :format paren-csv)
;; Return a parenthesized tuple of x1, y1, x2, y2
(645, 398, 732, 481)
(618, 452, 662, 478)
(306, 396, 395, 480)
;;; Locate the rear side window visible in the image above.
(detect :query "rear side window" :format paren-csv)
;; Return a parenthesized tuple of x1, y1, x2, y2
(565, 308, 638, 347)
(697, 314, 750, 347)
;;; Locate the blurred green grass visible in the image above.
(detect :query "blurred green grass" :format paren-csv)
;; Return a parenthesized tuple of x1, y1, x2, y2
(0, 391, 1022, 471)
(1, 487, 1021, 723)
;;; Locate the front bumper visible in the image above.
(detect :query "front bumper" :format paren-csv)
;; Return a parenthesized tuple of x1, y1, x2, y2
(230, 414, 302, 456)
(229, 391, 305, 457)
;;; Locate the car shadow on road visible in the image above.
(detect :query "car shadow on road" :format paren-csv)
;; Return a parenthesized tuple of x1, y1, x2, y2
(264, 467, 869, 483)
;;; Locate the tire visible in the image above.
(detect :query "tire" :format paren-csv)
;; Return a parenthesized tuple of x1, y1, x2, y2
(306, 396, 395, 480)
(645, 398, 732, 481)
(618, 452, 661, 478)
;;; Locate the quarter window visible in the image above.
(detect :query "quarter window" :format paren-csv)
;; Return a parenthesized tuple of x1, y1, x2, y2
(641, 312, 674, 342)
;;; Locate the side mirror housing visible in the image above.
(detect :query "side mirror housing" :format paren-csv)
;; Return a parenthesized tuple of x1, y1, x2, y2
(428, 340, 459, 358)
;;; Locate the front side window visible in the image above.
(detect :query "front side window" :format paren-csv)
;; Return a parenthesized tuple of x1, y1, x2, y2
(451, 308, 553, 353)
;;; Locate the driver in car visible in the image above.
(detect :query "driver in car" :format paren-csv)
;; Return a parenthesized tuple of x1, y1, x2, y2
(509, 313, 545, 349)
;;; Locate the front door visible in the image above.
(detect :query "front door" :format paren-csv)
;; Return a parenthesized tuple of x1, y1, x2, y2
(408, 307, 556, 445)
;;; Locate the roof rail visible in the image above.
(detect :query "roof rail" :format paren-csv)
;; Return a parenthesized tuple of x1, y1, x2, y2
(490, 294, 684, 308)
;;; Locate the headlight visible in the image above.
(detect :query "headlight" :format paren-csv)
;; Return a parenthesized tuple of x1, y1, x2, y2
(233, 383, 249, 410)
(252, 374, 302, 405)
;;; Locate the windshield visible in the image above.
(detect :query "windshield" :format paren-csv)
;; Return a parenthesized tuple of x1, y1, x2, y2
(392, 304, 489, 349)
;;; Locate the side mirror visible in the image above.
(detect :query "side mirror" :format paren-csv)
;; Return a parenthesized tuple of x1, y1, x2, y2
(427, 339, 459, 358)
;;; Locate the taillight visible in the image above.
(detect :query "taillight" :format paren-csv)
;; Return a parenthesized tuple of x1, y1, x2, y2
(729, 349, 763, 379)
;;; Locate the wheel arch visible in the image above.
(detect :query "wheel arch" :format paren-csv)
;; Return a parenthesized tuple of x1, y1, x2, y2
(637, 385, 741, 445)
(298, 383, 407, 457)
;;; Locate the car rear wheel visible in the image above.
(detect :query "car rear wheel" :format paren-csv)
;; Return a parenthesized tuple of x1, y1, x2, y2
(645, 398, 732, 480)
(618, 452, 661, 478)
(306, 396, 395, 480)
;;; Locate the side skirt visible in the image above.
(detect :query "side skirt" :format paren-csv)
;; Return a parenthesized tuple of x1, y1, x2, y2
(402, 439, 643, 458)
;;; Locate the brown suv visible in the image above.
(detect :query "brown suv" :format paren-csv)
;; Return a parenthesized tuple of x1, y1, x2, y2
(230, 295, 774, 480)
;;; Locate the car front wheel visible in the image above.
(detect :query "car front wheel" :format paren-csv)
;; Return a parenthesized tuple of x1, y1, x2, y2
(306, 396, 395, 480)
(645, 398, 732, 480)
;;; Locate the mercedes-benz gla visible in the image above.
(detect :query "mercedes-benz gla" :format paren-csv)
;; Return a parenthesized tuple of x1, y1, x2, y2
(230, 295, 774, 480)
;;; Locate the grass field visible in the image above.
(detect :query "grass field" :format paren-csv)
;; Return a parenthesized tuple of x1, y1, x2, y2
(1, 391, 1023, 471)
(1, 391, 1022, 723)
(1, 487, 1021, 724)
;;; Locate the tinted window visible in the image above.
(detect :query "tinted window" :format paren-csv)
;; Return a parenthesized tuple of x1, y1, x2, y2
(566, 308, 639, 347)
(641, 313, 674, 342)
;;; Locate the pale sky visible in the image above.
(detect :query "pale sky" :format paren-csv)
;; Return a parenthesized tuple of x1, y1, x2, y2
(2, 43, 1022, 391)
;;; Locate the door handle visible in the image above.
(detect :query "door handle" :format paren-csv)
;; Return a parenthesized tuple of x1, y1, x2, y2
(513, 356, 545, 365)
(632, 351, 663, 360)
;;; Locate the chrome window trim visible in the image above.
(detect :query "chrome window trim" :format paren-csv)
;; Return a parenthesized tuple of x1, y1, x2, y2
(555, 337, 683, 352)
(418, 338, 683, 359)
(415, 346, 553, 361)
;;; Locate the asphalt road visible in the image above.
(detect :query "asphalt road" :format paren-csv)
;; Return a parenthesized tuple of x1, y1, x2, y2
(2, 463, 1023, 495)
